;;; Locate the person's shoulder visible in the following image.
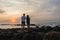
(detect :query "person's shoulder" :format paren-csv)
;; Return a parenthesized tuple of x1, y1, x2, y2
(23, 16, 25, 17)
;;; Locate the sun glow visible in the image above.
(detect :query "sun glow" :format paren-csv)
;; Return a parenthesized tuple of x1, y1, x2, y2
(9, 18, 17, 23)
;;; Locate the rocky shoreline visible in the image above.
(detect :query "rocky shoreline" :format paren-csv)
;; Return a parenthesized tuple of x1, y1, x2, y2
(0, 26, 60, 40)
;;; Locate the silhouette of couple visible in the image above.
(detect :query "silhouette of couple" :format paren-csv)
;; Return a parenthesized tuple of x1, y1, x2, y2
(21, 13, 30, 31)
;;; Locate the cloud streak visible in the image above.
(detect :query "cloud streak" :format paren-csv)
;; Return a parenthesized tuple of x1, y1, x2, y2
(0, 9, 5, 14)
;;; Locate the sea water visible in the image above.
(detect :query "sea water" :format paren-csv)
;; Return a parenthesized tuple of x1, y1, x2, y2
(0, 24, 59, 29)
(0, 25, 35, 29)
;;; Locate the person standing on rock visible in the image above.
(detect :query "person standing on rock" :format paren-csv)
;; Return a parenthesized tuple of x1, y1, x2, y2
(21, 13, 26, 31)
(26, 15, 30, 32)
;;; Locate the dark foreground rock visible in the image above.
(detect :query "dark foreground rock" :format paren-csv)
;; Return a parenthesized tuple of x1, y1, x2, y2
(0, 27, 60, 40)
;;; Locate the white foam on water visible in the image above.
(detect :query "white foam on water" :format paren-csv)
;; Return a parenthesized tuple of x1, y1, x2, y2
(0, 25, 35, 29)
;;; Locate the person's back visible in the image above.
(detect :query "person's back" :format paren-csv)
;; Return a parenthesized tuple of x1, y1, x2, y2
(26, 15, 30, 32)
(21, 16, 26, 22)
(26, 15, 30, 26)
(21, 14, 26, 30)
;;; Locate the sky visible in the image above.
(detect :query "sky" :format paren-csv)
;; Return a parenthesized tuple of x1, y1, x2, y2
(0, 0, 60, 24)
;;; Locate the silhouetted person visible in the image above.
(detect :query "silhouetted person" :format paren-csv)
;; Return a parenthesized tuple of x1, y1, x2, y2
(21, 13, 26, 31)
(26, 15, 30, 32)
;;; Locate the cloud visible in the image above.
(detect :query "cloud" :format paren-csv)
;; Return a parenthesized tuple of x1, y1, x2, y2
(25, 0, 60, 24)
(0, 0, 60, 24)
(0, 9, 5, 14)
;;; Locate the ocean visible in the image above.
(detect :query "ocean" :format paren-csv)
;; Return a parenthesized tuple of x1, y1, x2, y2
(0, 24, 59, 29)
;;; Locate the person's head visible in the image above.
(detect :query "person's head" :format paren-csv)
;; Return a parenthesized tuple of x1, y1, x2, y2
(23, 13, 25, 16)
(27, 15, 29, 17)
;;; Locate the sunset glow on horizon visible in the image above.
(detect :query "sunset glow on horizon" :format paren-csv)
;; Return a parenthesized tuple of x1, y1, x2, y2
(9, 18, 17, 23)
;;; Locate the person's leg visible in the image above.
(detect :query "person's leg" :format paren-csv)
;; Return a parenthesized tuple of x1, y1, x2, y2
(27, 22, 30, 32)
(21, 21, 24, 31)
(28, 25, 30, 32)
(22, 25, 24, 31)
(22, 22, 25, 31)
